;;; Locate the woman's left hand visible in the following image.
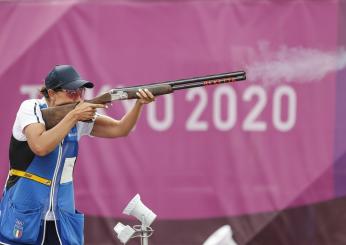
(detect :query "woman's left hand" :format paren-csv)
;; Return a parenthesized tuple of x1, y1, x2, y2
(136, 88, 155, 104)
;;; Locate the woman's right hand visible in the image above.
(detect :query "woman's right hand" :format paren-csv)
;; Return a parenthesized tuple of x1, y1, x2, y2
(70, 101, 107, 121)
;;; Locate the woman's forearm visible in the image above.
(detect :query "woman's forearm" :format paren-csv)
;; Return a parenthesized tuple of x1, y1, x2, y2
(117, 100, 144, 135)
(33, 112, 78, 155)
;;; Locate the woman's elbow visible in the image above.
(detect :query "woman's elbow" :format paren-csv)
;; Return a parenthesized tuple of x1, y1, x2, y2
(108, 130, 130, 138)
(110, 126, 132, 138)
(121, 130, 131, 137)
(34, 148, 50, 157)
(30, 144, 51, 157)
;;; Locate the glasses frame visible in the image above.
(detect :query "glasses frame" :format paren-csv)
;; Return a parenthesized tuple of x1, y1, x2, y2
(53, 87, 86, 100)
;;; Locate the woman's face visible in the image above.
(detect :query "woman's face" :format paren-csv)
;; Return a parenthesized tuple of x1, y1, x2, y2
(48, 88, 86, 106)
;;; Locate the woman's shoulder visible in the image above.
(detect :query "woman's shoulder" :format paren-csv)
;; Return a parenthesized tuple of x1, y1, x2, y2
(18, 98, 47, 110)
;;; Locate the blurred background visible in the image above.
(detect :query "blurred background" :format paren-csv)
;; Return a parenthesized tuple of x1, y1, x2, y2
(1, 0, 346, 244)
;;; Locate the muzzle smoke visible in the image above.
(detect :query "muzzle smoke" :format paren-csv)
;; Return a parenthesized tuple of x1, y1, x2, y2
(245, 45, 346, 85)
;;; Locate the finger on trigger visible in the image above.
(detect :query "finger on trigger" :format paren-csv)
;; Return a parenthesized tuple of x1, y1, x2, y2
(91, 104, 107, 109)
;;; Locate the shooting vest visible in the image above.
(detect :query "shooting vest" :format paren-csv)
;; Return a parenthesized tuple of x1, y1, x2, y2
(0, 105, 83, 245)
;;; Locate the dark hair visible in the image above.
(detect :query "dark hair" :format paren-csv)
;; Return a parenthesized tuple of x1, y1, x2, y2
(40, 86, 64, 99)
(40, 86, 49, 98)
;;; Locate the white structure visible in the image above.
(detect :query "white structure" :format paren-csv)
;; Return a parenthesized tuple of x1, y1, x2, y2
(113, 223, 136, 244)
(203, 225, 238, 245)
(123, 194, 157, 227)
(114, 194, 156, 245)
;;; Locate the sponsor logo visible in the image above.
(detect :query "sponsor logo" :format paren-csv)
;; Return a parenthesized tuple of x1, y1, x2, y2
(68, 132, 77, 138)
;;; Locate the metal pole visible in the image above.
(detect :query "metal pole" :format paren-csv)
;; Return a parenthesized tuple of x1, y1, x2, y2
(141, 215, 149, 245)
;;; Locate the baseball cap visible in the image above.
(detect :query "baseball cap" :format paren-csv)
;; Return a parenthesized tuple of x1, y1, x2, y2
(45, 65, 94, 90)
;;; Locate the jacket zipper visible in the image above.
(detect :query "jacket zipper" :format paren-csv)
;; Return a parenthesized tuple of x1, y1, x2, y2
(41, 142, 63, 245)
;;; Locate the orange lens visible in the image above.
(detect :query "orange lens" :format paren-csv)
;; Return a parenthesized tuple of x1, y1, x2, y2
(65, 88, 85, 99)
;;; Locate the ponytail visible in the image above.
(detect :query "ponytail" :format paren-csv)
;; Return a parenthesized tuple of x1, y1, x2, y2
(40, 86, 49, 98)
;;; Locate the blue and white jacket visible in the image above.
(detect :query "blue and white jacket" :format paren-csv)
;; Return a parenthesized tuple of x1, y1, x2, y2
(0, 99, 94, 245)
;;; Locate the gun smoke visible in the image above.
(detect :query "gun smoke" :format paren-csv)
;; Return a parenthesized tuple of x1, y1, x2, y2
(245, 45, 346, 85)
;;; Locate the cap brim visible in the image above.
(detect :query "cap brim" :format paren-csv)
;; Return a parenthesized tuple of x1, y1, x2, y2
(63, 80, 94, 89)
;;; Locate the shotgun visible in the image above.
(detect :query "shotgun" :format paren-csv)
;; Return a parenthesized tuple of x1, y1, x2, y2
(41, 70, 246, 129)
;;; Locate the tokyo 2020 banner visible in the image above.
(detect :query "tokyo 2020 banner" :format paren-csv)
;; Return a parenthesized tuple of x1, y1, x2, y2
(0, 0, 345, 244)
